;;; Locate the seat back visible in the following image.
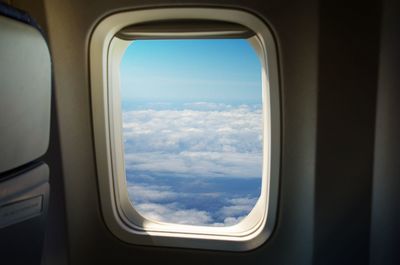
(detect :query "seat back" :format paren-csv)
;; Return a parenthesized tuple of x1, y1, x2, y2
(0, 3, 51, 264)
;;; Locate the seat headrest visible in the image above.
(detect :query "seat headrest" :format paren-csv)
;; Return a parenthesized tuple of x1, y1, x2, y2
(0, 5, 51, 174)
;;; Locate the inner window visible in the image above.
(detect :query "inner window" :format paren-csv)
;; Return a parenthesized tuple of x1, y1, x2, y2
(120, 39, 263, 226)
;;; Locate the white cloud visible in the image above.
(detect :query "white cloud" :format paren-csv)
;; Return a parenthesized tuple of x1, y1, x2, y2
(127, 184, 178, 202)
(218, 197, 259, 217)
(125, 151, 262, 178)
(135, 202, 213, 225)
(182, 102, 233, 111)
(222, 216, 246, 226)
(134, 201, 251, 226)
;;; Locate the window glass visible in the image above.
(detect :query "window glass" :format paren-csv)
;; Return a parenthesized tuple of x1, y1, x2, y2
(120, 39, 263, 226)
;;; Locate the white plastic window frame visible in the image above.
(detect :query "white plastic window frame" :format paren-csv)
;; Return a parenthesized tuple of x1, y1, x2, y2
(90, 7, 280, 251)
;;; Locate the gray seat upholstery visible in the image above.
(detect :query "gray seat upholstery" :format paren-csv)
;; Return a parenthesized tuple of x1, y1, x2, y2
(0, 14, 51, 174)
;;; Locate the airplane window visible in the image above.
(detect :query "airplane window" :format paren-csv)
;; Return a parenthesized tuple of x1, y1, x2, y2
(90, 8, 280, 250)
(120, 39, 263, 226)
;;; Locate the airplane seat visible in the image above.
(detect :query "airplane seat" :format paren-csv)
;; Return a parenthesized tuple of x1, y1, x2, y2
(0, 2, 51, 265)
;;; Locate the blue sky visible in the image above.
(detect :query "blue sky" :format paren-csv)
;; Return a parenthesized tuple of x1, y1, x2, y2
(120, 39, 262, 104)
(120, 39, 263, 226)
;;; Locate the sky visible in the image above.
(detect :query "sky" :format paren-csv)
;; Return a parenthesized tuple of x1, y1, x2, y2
(120, 39, 262, 104)
(120, 39, 263, 226)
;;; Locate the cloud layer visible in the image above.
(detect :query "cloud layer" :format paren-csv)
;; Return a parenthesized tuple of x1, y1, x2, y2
(123, 103, 263, 226)
(123, 103, 263, 178)
(127, 182, 258, 226)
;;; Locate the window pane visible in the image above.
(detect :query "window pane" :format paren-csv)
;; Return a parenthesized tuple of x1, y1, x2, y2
(120, 39, 263, 226)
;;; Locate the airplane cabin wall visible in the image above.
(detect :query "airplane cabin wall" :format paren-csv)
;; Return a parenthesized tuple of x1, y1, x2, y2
(313, 1, 381, 265)
(370, 0, 400, 264)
